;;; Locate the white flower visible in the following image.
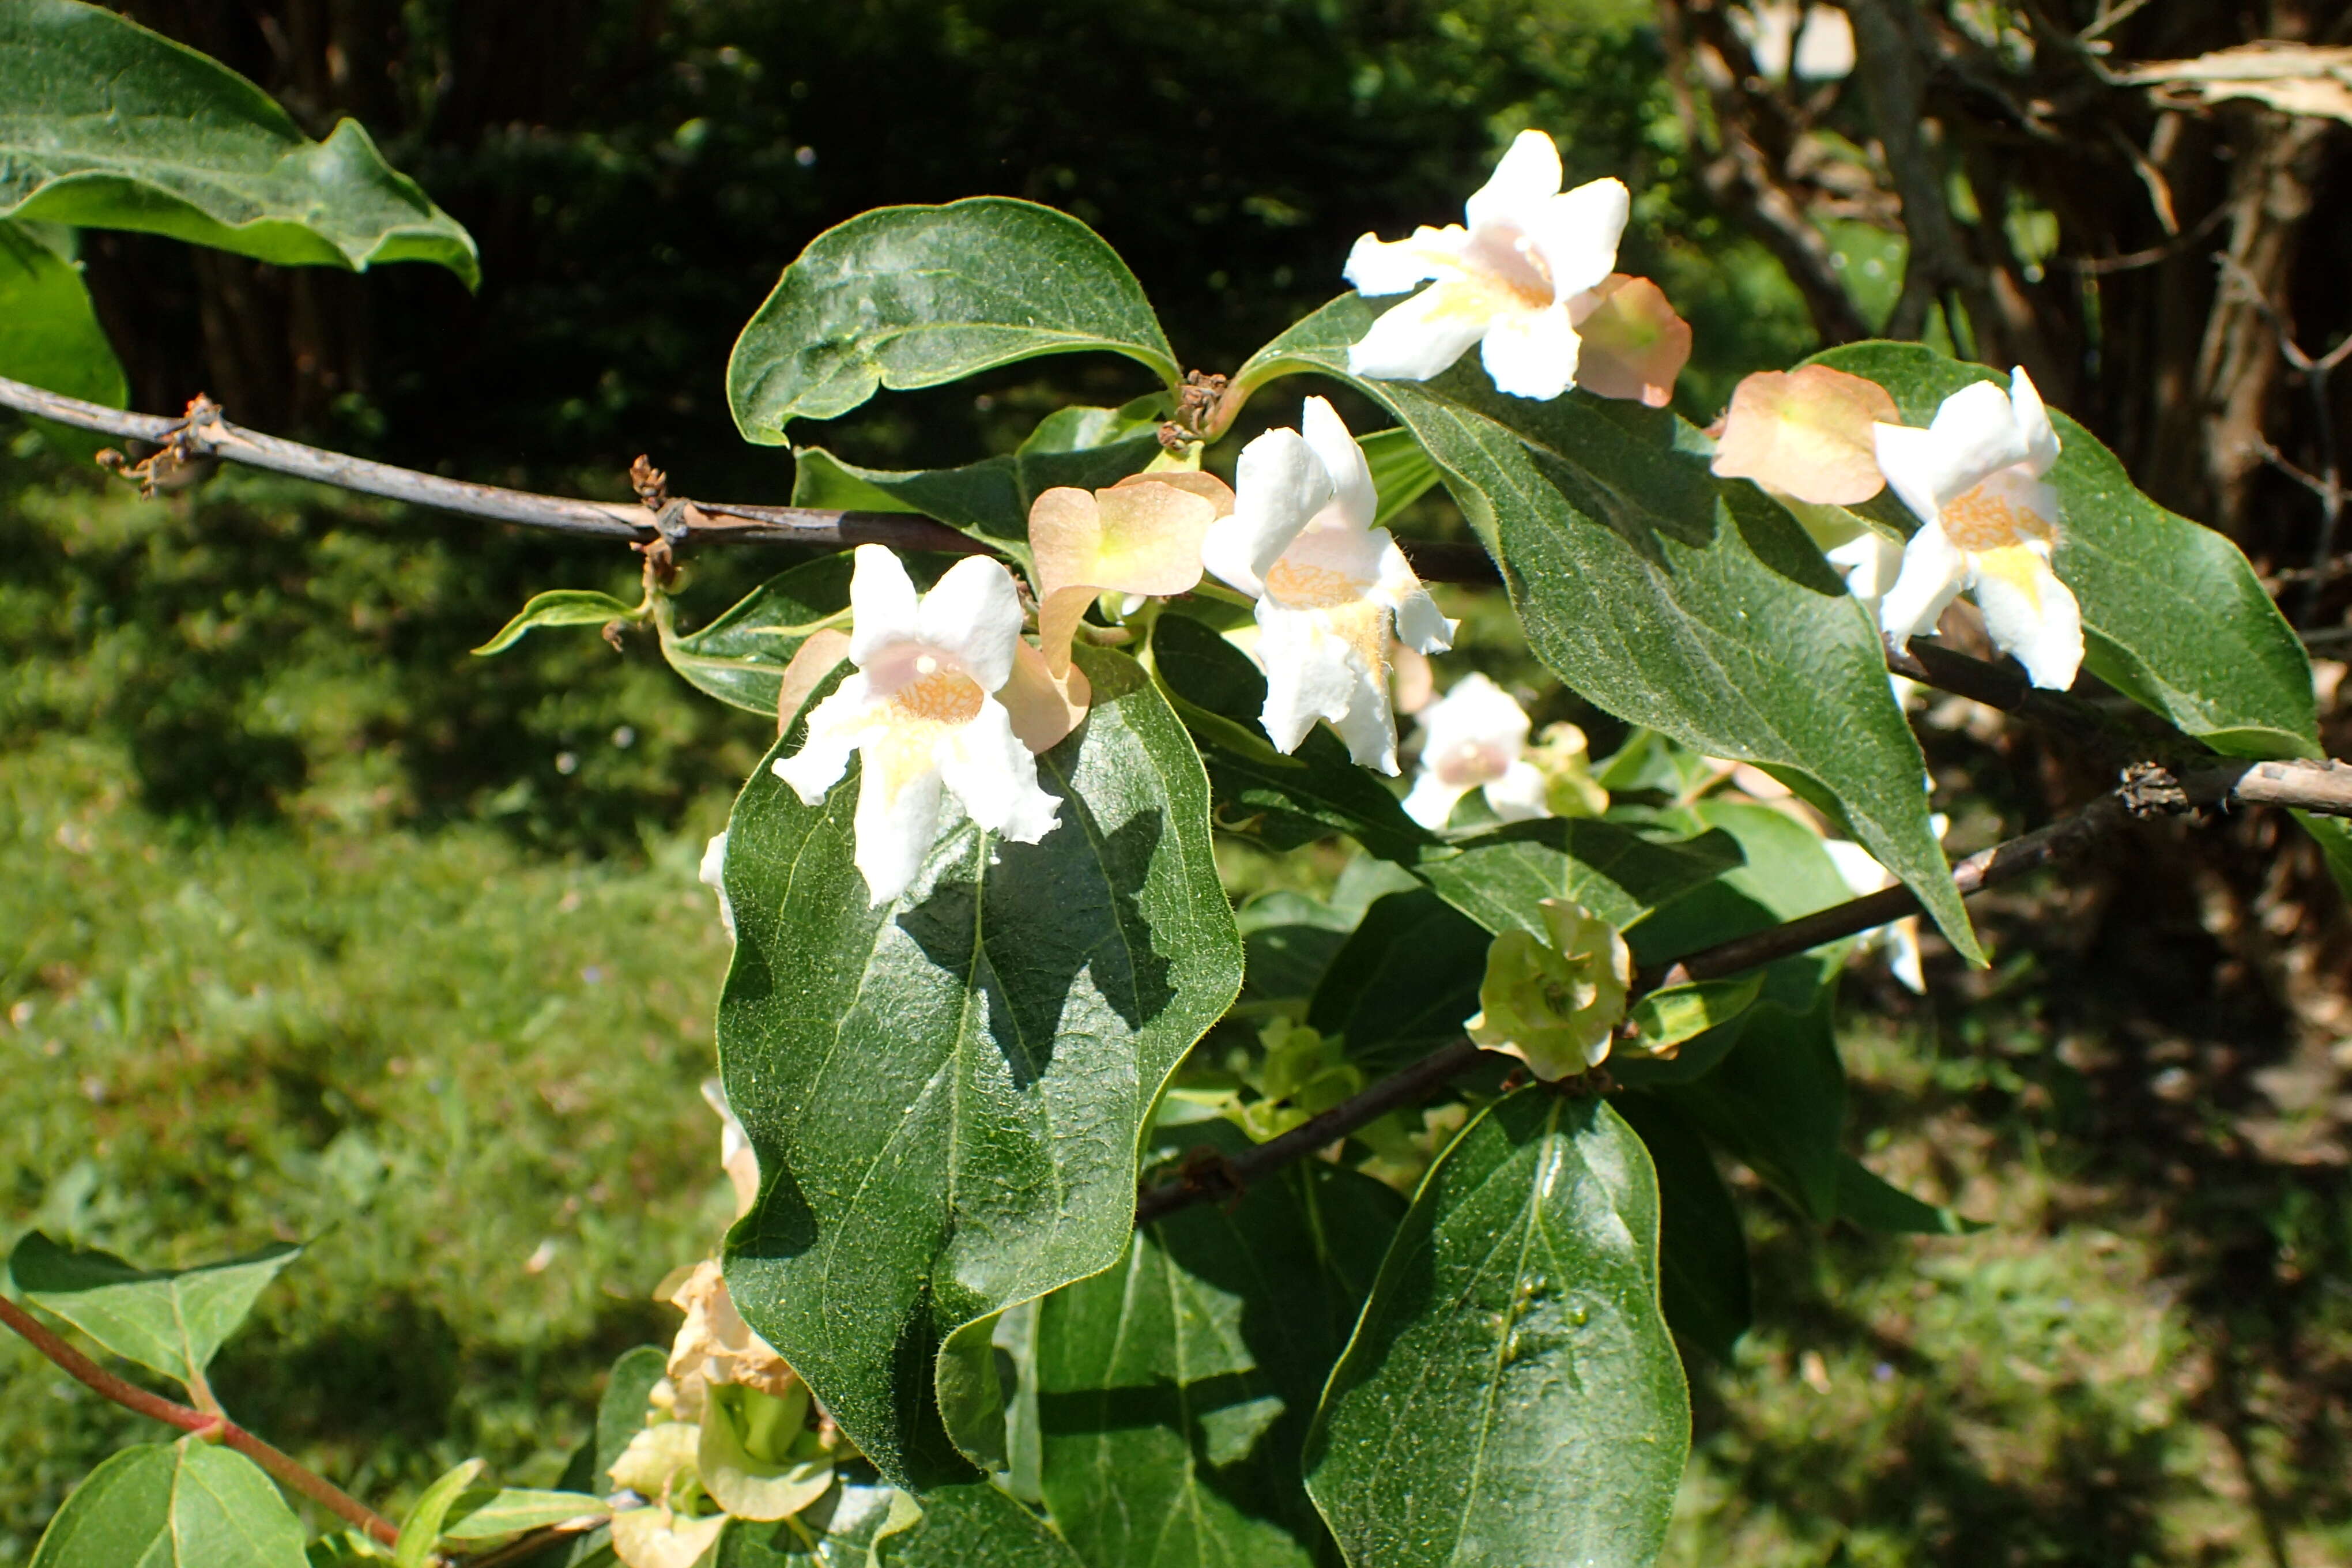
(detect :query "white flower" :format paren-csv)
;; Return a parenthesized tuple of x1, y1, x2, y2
(1820, 815, 1948, 994)
(1344, 130, 1631, 401)
(698, 831, 734, 937)
(772, 547, 1060, 906)
(1402, 673, 1550, 828)
(1874, 368, 2083, 691)
(1202, 397, 1456, 772)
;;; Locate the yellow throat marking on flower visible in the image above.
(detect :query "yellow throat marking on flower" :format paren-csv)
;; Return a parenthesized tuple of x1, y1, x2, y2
(867, 659, 985, 801)
(1972, 543, 2049, 611)
(1264, 558, 1372, 610)
(1941, 480, 2055, 552)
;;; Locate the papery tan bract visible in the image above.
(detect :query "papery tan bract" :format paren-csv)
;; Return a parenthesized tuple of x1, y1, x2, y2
(1567, 274, 1693, 408)
(1710, 364, 1899, 505)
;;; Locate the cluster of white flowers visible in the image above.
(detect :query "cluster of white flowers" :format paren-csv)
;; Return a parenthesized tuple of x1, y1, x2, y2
(760, 130, 2087, 914)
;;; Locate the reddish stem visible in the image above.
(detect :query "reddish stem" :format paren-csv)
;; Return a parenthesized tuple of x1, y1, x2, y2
(0, 1294, 399, 1548)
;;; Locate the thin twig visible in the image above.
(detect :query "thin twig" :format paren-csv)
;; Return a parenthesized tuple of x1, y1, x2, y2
(0, 1294, 401, 1549)
(1134, 755, 2352, 1224)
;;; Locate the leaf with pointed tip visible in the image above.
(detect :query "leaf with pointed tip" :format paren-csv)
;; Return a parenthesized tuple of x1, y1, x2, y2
(729, 198, 1178, 442)
(1235, 297, 1974, 964)
(395, 1458, 483, 1568)
(1807, 342, 2317, 759)
(0, 1, 476, 284)
(1303, 1089, 1687, 1568)
(10, 1231, 300, 1393)
(1034, 1137, 1405, 1568)
(473, 590, 641, 656)
(1836, 1155, 1983, 1235)
(659, 555, 858, 715)
(439, 1488, 606, 1543)
(29, 1442, 308, 1568)
(718, 645, 1241, 1487)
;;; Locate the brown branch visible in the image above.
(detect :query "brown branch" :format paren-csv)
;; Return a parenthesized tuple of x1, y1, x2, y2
(1136, 755, 2352, 1224)
(0, 1294, 401, 1549)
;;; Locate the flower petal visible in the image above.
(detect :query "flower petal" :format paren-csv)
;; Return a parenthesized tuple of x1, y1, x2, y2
(851, 747, 946, 907)
(846, 544, 922, 666)
(2008, 365, 2061, 476)
(1824, 528, 1907, 610)
(1255, 599, 1366, 756)
(1403, 771, 1476, 828)
(772, 671, 872, 804)
(1710, 364, 1898, 503)
(917, 555, 1024, 693)
(1521, 176, 1631, 303)
(1969, 542, 2083, 690)
(1566, 274, 1690, 406)
(1878, 522, 1971, 649)
(1000, 636, 1091, 752)
(1027, 485, 1103, 604)
(1347, 281, 1496, 383)
(1484, 759, 1552, 823)
(940, 695, 1063, 843)
(1464, 130, 1564, 232)
(1375, 537, 1458, 653)
(1204, 427, 1333, 595)
(775, 627, 853, 734)
(1344, 225, 1468, 296)
(1300, 395, 1378, 532)
(1479, 301, 1580, 400)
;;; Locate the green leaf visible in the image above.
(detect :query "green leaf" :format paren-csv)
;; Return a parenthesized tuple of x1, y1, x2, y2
(1610, 1094, 1750, 1361)
(1235, 891, 1356, 1006)
(1034, 1141, 1406, 1568)
(1836, 1154, 1982, 1235)
(658, 554, 859, 714)
(789, 417, 1165, 567)
(1148, 612, 1435, 865)
(1237, 297, 1976, 964)
(719, 644, 1243, 1487)
(473, 590, 642, 656)
(0, 1, 477, 285)
(728, 198, 1178, 442)
(1412, 817, 1746, 939)
(10, 1230, 300, 1393)
(1806, 343, 2318, 760)
(1360, 427, 1442, 525)
(1626, 973, 1765, 1053)
(1304, 1090, 1688, 1568)
(30, 1441, 309, 1568)
(1306, 888, 1488, 1069)
(394, 1457, 483, 1568)
(438, 1488, 605, 1543)
(1655, 990, 1846, 1222)
(0, 219, 127, 460)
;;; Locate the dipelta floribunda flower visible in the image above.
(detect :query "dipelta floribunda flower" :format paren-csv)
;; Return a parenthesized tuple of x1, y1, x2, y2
(1403, 672, 1548, 828)
(771, 545, 1062, 906)
(1465, 898, 1633, 1077)
(1202, 396, 1455, 772)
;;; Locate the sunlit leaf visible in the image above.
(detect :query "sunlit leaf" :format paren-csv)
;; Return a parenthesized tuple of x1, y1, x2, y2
(10, 1231, 300, 1393)
(29, 1442, 307, 1568)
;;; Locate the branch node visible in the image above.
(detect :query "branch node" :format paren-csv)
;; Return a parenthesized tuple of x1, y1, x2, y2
(2120, 760, 2191, 818)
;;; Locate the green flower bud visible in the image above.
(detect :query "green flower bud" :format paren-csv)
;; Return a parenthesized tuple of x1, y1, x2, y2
(1465, 898, 1631, 1078)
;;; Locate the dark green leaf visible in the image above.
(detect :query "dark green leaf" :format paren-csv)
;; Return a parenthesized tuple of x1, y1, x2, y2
(659, 555, 857, 714)
(789, 419, 1166, 566)
(1035, 1143, 1405, 1568)
(1411, 817, 1745, 939)
(1148, 612, 1435, 864)
(395, 1458, 483, 1568)
(1807, 343, 2318, 759)
(1306, 888, 1487, 1069)
(0, 219, 127, 460)
(728, 198, 1178, 442)
(30, 1441, 308, 1568)
(1610, 1094, 1750, 1360)
(1305, 1090, 1687, 1568)
(1655, 990, 1846, 1222)
(1236, 297, 1974, 963)
(719, 646, 1242, 1487)
(715, 1479, 1081, 1568)
(1235, 891, 1356, 1005)
(10, 1230, 300, 1392)
(1836, 1154, 1982, 1235)
(473, 590, 641, 657)
(0, 1, 476, 284)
